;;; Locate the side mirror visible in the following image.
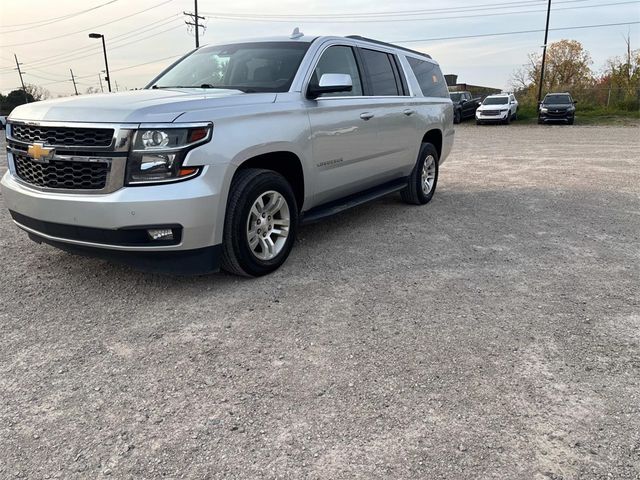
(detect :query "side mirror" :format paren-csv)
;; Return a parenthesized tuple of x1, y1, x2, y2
(573, 100, 578, 104)
(307, 73, 352, 99)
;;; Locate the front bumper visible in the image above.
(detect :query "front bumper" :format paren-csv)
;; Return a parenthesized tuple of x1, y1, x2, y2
(1, 168, 225, 273)
(476, 110, 509, 122)
(539, 112, 574, 122)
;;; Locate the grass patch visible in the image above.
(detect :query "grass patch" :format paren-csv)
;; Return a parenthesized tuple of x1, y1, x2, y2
(516, 104, 640, 126)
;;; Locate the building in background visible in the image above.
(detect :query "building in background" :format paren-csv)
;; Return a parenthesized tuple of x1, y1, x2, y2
(445, 74, 501, 98)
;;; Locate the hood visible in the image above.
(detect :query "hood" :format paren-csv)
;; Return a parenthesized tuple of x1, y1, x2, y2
(9, 88, 277, 124)
(542, 103, 573, 110)
(477, 103, 509, 111)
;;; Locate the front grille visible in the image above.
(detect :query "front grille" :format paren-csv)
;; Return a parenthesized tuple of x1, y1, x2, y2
(12, 124, 114, 147)
(547, 109, 568, 116)
(14, 155, 110, 190)
(482, 110, 501, 116)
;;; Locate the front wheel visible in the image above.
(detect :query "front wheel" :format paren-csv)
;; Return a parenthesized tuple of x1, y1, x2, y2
(401, 143, 439, 205)
(453, 109, 461, 124)
(221, 168, 298, 277)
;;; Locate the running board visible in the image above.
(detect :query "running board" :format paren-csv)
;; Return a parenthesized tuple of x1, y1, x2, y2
(300, 177, 407, 225)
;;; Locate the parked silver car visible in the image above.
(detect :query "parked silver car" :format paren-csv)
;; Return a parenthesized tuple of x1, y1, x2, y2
(2, 33, 454, 276)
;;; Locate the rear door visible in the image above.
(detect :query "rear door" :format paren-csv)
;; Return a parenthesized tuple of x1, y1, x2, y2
(355, 48, 419, 180)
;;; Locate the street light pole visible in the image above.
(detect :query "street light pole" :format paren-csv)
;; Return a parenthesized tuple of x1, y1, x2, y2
(89, 33, 112, 92)
(537, 0, 552, 104)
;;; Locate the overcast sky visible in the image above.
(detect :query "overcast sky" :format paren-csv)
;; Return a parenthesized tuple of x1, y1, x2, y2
(1, 0, 639, 96)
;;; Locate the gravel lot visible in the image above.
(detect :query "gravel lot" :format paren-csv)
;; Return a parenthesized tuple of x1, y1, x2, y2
(0, 124, 639, 480)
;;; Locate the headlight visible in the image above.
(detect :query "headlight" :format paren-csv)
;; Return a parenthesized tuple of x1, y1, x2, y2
(126, 123, 212, 185)
(540, 107, 548, 113)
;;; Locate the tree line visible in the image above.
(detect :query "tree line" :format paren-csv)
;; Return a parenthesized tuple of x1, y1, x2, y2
(512, 37, 640, 110)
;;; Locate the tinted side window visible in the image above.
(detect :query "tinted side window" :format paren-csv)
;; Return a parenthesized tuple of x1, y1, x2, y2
(360, 49, 400, 96)
(407, 57, 449, 98)
(312, 46, 363, 97)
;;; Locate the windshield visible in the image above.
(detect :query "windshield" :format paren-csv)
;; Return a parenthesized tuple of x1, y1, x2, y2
(544, 94, 572, 105)
(149, 42, 311, 92)
(483, 96, 509, 105)
(450, 93, 462, 101)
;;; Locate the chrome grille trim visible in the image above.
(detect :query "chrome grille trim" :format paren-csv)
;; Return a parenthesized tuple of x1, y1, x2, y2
(5, 121, 135, 194)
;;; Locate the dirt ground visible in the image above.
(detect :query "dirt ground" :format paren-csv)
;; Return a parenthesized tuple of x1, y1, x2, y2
(1, 124, 639, 479)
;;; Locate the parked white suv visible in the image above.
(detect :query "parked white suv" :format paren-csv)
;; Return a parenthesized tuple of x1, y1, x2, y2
(476, 93, 518, 125)
(2, 34, 454, 276)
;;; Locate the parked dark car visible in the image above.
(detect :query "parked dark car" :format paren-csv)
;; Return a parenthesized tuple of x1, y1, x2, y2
(450, 91, 480, 124)
(538, 93, 576, 125)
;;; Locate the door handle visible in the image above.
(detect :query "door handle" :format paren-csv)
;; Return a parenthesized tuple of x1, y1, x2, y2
(360, 112, 374, 121)
(403, 109, 415, 116)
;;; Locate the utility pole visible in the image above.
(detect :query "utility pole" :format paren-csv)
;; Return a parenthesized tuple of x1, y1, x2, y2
(14, 54, 28, 103)
(70, 69, 79, 95)
(98, 74, 104, 93)
(184, 0, 205, 48)
(537, 0, 552, 104)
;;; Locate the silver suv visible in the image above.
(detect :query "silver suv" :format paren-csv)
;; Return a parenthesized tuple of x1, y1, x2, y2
(2, 34, 454, 276)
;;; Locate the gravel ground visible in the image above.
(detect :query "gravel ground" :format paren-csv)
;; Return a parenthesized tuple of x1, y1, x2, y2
(0, 124, 639, 480)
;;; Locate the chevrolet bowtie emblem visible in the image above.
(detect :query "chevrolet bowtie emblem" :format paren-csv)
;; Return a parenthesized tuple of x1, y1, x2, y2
(27, 143, 55, 163)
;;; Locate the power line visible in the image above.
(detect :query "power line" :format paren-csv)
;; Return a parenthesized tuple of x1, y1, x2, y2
(201, 1, 639, 23)
(13, 17, 182, 71)
(199, 0, 589, 18)
(392, 20, 640, 44)
(0, 0, 120, 33)
(0, 0, 174, 48)
(20, 24, 185, 87)
(35, 23, 185, 74)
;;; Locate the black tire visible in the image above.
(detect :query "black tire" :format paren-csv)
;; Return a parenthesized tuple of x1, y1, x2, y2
(400, 143, 439, 205)
(513, 110, 518, 121)
(453, 109, 461, 124)
(538, 118, 544, 125)
(221, 168, 298, 277)
(476, 120, 482, 126)
(568, 117, 575, 125)
(504, 114, 511, 125)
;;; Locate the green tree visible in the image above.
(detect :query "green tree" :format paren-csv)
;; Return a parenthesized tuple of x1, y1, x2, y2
(602, 35, 640, 109)
(512, 39, 594, 104)
(1, 89, 35, 113)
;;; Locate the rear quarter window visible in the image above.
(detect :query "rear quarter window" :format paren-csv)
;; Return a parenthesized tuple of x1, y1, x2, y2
(407, 57, 449, 98)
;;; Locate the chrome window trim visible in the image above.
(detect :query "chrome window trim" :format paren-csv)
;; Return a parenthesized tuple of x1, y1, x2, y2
(302, 40, 414, 100)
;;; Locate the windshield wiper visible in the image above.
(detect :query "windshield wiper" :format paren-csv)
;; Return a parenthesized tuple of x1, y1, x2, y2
(151, 84, 257, 93)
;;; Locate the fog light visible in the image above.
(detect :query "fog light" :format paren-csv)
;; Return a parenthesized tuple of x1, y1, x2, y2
(147, 228, 174, 241)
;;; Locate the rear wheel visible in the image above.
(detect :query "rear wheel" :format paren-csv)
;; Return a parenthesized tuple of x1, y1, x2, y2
(401, 143, 439, 205)
(454, 109, 461, 124)
(221, 168, 298, 277)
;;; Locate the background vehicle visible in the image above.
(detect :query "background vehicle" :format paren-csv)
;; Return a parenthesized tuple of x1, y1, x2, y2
(476, 93, 518, 125)
(0, 115, 6, 129)
(538, 93, 576, 124)
(1, 34, 454, 277)
(450, 91, 480, 124)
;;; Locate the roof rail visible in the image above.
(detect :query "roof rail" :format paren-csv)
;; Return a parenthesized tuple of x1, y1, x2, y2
(345, 35, 432, 59)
